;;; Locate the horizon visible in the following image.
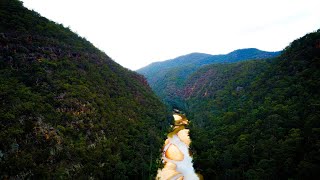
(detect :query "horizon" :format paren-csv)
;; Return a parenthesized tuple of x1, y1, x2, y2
(21, 0, 320, 70)
(139, 48, 282, 69)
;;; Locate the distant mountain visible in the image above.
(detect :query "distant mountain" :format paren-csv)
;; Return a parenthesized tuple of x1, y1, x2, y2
(138, 52, 212, 75)
(137, 48, 281, 108)
(0, 0, 168, 179)
(139, 48, 280, 74)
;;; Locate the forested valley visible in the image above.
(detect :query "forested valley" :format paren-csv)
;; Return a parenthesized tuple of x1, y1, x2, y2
(140, 30, 320, 179)
(1, 0, 320, 179)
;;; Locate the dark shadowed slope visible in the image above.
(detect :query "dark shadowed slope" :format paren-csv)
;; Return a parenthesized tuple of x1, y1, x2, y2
(0, 0, 168, 179)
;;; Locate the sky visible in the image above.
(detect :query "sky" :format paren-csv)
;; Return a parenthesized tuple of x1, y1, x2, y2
(21, 0, 320, 70)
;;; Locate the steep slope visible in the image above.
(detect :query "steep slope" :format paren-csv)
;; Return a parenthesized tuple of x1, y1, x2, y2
(186, 30, 320, 179)
(137, 49, 280, 108)
(0, 0, 168, 179)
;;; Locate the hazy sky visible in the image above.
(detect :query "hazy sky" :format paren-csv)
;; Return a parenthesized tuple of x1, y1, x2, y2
(21, 0, 320, 70)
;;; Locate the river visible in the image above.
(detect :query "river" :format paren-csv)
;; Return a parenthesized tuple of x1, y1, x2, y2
(156, 112, 202, 180)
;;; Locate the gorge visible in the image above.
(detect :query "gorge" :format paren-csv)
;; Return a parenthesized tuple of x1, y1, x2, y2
(1, 0, 320, 179)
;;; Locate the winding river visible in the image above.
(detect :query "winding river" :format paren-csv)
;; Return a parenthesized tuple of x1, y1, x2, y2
(156, 112, 202, 180)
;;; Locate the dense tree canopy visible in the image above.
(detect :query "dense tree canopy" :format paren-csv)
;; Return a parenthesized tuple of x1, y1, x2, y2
(0, 0, 169, 179)
(2, 0, 319, 179)
(141, 29, 320, 179)
(188, 30, 320, 179)
(138, 49, 280, 110)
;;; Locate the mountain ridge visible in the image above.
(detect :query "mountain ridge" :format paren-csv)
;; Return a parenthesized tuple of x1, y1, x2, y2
(138, 48, 280, 72)
(137, 48, 281, 108)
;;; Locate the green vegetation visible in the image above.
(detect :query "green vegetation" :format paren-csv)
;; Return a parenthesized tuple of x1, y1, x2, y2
(187, 30, 320, 179)
(137, 49, 280, 109)
(141, 29, 320, 179)
(0, 0, 169, 179)
(2, 0, 320, 179)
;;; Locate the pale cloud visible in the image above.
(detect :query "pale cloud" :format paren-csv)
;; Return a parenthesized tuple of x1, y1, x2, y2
(21, 0, 320, 70)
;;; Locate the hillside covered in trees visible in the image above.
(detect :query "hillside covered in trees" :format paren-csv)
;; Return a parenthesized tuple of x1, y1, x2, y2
(2, 0, 320, 179)
(137, 49, 280, 109)
(187, 30, 320, 179)
(140, 29, 320, 179)
(0, 0, 169, 179)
